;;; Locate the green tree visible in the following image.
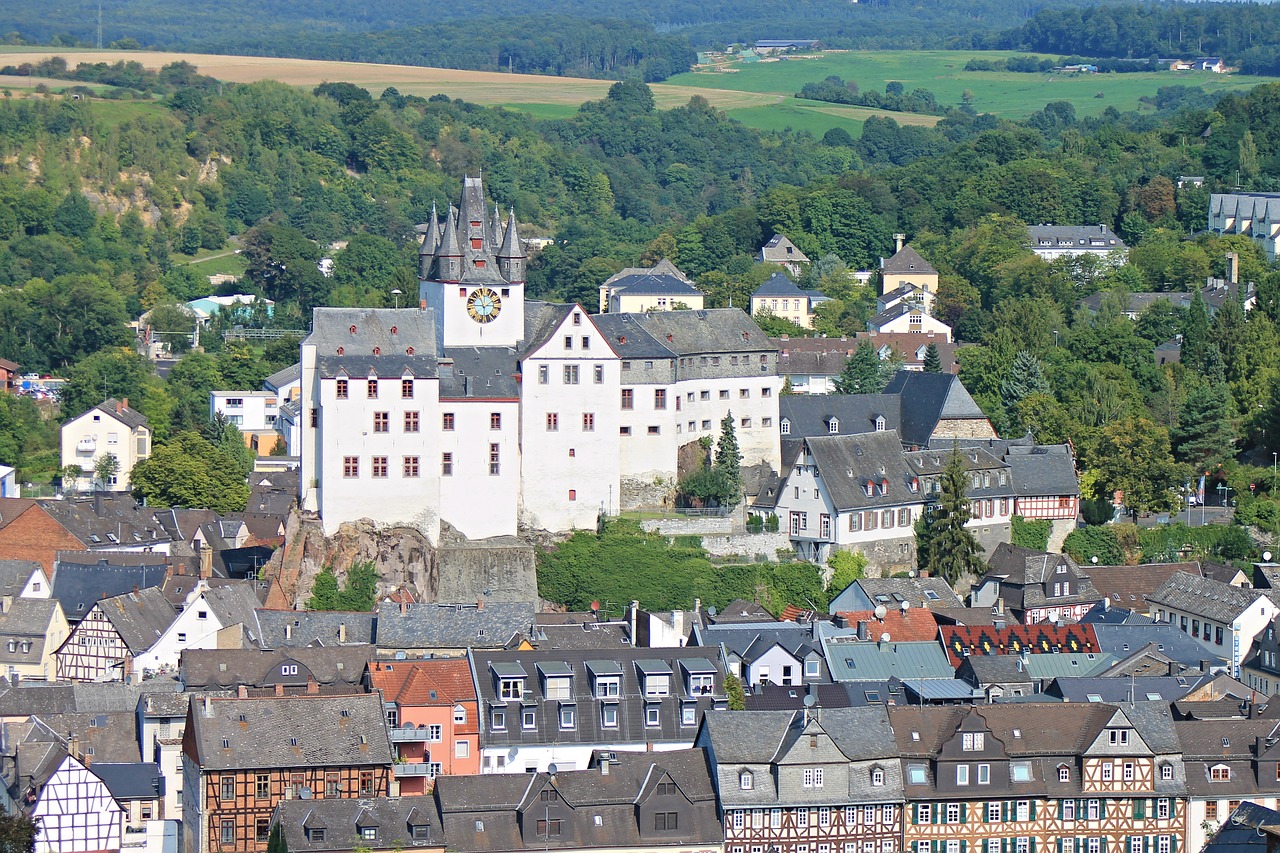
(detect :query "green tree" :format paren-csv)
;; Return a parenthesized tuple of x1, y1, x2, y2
(724, 673, 746, 710)
(1089, 416, 1181, 514)
(923, 343, 942, 373)
(827, 549, 867, 598)
(93, 454, 120, 491)
(714, 412, 742, 499)
(1182, 288, 1211, 373)
(1172, 382, 1237, 466)
(925, 446, 986, 584)
(60, 349, 152, 422)
(130, 430, 250, 513)
(835, 342, 896, 394)
(265, 823, 287, 853)
(147, 303, 197, 354)
(1000, 350, 1050, 413)
(309, 561, 379, 611)
(0, 810, 37, 853)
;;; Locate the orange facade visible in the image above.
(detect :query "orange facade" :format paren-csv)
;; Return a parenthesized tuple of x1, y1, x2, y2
(369, 658, 481, 792)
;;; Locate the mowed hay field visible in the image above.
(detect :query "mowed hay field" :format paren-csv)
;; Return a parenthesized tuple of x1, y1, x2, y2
(667, 49, 1271, 120)
(0, 47, 1270, 137)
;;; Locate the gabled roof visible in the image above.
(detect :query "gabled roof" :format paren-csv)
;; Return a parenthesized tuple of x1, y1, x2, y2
(30, 711, 143, 763)
(275, 795, 442, 852)
(940, 623, 1100, 667)
(604, 272, 703, 297)
(185, 693, 392, 771)
(835, 608, 939, 643)
(804, 431, 919, 512)
(180, 645, 373, 690)
(1004, 444, 1080, 497)
(86, 399, 148, 431)
(758, 233, 810, 264)
(252, 609, 375, 648)
(367, 658, 478, 709)
(263, 363, 300, 392)
(306, 308, 438, 378)
(779, 394, 902, 439)
(752, 272, 809, 298)
(0, 599, 60, 664)
(882, 371, 990, 446)
(1028, 224, 1128, 252)
(90, 762, 164, 800)
(881, 245, 937, 276)
(0, 560, 44, 597)
(1148, 571, 1268, 623)
(90, 587, 177, 653)
(41, 498, 172, 551)
(857, 577, 964, 609)
(1087, 562, 1206, 613)
(375, 600, 533, 650)
(1092, 623, 1226, 668)
(602, 258, 693, 287)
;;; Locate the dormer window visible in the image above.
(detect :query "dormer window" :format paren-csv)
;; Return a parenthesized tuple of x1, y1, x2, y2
(864, 481, 874, 497)
(307, 829, 326, 843)
(871, 767, 885, 786)
(1058, 766, 1070, 782)
(781, 419, 791, 435)
(493, 662, 527, 700)
(1210, 764, 1231, 782)
(909, 477, 919, 493)
(739, 771, 754, 790)
(874, 416, 886, 431)
(828, 418, 839, 434)
(1160, 763, 1173, 780)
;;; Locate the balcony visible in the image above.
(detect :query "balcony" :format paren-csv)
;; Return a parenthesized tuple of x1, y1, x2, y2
(393, 762, 433, 777)
(390, 725, 437, 742)
(76, 438, 96, 454)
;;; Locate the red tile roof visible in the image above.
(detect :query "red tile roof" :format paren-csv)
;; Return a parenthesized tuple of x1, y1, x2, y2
(939, 623, 1100, 667)
(836, 608, 940, 643)
(369, 658, 477, 709)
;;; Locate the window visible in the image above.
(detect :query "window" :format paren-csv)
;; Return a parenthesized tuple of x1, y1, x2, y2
(819, 806, 831, 827)
(177, 632, 187, 642)
(559, 706, 575, 729)
(977, 764, 990, 784)
(1160, 763, 1173, 781)
(1156, 799, 1170, 819)
(401, 378, 414, 398)
(403, 456, 420, 478)
(523, 709, 536, 729)
(336, 378, 348, 399)
(602, 705, 618, 727)
(220, 820, 235, 845)
(1109, 729, 1130, 745)
(986, 802, 1000, 823)
(957, 765, 970, 785)
(621, 389, 634, 410)
(648, 426, 661, 435)
(500, 678, 523, 700)
(538, 365, 549, 384)
(962, 732, 985, 751)
(489, 443, 500, 475)
(582, 413, 595, 431)
(255, 819, 271, 843)
(654, 389, 667, 409)
(646, 706, 660, 727)
(441, 453, 453, 476)
(720, 389, 730, 400)
(1123, 762, 1134, 781)
(325, 772, 341, 796)
(1210, 765, 1231, 781)
(537, 819, 564, 837)
(546, 413, 559, 431)
(372, 456, 388, 478)
(1206, 801, 1218, 821)
(492, 709, 506, 729)
(564, 335, 573, 350)
(1015, 801, 1029, 821)
(871, 767, 884, 786)
(1102, 763, 1113, 782)
(404, 411, 420, 432)
(343, 456, 359, 478)
(220, 775, 235, 800)
(1011, 763, 1031, 782)
(490, 412, 502, 430)
(367, 378, 378, 398)
(593, 364, 604, 383)
(802, 768, 824, 788)
(359, 770, 375, 795)
(443, 412, 455, 430)
(740, 771, 754, 790)
(655, 813, 678, 831)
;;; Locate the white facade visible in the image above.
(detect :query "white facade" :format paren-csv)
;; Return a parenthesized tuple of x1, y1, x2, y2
(209, 390, 278, 431)
(0, 464, 17, 498)
(1151, 594, 1276, 677)
(140, 705, 188, 821)
(744, 644, 804, 687)
(31, 755, 125, 853)
(438, 398, 516, 540)
(480, 739, 692, 775)
(867, 306, 952, 341)
(518, 310, 622, 529)
(60, 401, 151, 493)
(130, 585, 236, 676)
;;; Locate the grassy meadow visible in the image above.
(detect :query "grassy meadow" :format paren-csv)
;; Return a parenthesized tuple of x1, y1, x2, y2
(0, 46, 1271, 140)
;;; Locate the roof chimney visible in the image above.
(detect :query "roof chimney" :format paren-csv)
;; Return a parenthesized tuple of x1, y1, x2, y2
(338, 622, 347, 644)
(203, 696, 212, 718)
(894, 233, 905, 253)
(857, 621, 869, 640)
(476, 598, 485, 611)
(237, 685, 248, 699)
(1226, 252, 1239, 285)
(0, 595, 9, 615)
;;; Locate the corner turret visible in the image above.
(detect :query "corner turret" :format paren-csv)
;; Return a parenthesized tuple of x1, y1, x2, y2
(436, 206, 463, 282)
(497, 209, 526, 283)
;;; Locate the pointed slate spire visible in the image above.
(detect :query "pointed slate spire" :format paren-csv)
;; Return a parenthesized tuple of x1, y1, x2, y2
(489, 203, 502, 250)
(497, 208, 525, 282)
(436, 205, 463, 282)
(418, 203, 439, 279)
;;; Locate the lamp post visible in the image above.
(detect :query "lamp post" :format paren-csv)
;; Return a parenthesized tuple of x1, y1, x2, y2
(391, 288, 402, 309)
(1273, 451, 1277, 495)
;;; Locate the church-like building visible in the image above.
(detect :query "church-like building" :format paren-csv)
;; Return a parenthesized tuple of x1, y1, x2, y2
(300, 176, 781, 542)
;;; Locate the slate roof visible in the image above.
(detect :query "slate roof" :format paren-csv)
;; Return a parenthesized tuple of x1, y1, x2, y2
(758, 233, 810, 265)
(628, 309, 775, 356)
(881, 245, 937, 276)
(0, 561, 43, 597)
(751, 272, 823, 302)
(822, 638, 954, 681)
(1175, 718, 1280, 797)
(868, 301, 935, 330)
(591, 313, 676, 360)
(0, 599, 60, 666)
(1028, 224, 1128, 252)
(533, 623, 632, 650)
(743, 681, 899, 710)
(882, 371, 990, 447)
(0, 679, 181, 720)
(436, 749, 721, 853)
(857, 577, 964, 609)
(88, 587, 176, 653)
(1046, 675, 1205, 703)
(602, 258, 693, 287)
(1148, 571, 1267, 623)
(307, 308, 439, 378)
(471, 647, 727, 749)
(185, 693, 392, 771)
(1087, 562, 1207, 613)
(804, 431, 920, 512)
(1003, 444, 1080, 496)
(263, 363, 300, 393)
(979, 543, 1099, 611)
(90, 398, 148, 431)
(91, 762, 164, 800)
(375, 600, 534, 651)
(275, 795, 443, 852)
(180, 646, 373, 690)
(708, 599, 776, 623)
(252, 609, 374, 648)
(605, 272, 703, 297)
(779, 394, 902, 440)
(438, 346, 520, 399)
(519, 301, 578, 359)
(1203, 801, 1280, 852)
(940, 623, 1101, 667)
(40, 498, 172, 551)
(32, 711, 142, 763)
(1091, 623, 1226, 668)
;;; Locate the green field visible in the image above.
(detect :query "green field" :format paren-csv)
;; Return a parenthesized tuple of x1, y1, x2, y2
(183, 249, 248, 278)
(667, 50, 1271, 125)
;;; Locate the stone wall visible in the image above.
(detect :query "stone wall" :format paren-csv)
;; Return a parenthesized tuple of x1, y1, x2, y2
(262, 510, 536, 607)
(701, 532, 792, 561)
(640, 515, 739, 536)
(1046, 519, 1074, 553)
(620, 476, 675, 511)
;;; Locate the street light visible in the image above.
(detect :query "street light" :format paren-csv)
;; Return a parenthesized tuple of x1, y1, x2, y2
(391, 288, 402, 309)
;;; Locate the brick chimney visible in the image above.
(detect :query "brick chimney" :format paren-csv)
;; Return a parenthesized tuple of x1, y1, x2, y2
(237, 685, 248, 699)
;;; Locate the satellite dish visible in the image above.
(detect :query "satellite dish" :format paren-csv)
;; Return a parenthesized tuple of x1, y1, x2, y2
(548, 764, 559, 775)
(803, 694, 817, 708)
(707, 605, 718, 617)
(299, 787, 313, 800)
(1265, 551, 1274, 562)
(873, 605, 888, 620)
(880, 633, 891, 643)
(901, 600, 911, 611)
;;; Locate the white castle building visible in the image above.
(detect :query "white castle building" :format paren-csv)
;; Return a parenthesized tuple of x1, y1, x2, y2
(300, 176, 781, 541)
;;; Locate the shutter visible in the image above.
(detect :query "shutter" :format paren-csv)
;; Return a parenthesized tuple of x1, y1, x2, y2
(912, 804, 919, 825)
(1102, 840, 1109, 853)
(1100, 800, 1107, 819)
(1003, 801, 1010, 822)
(1058, 801, 1065, 821)
(1030, 801, 1036, 820)
(1170, 836, 1177, 853)
(961, 803, 968, 824)
(1030, 839, 1037, 853)
(962, 842, 968, 853)
(1057, 839, 1064, 853)
(1144, 837, 1150, 853)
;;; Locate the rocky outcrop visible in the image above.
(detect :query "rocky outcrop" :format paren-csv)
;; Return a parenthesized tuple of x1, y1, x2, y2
(262, 510, 537, 608)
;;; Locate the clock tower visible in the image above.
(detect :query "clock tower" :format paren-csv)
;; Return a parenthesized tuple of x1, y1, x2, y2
(418, 175, 526, 350)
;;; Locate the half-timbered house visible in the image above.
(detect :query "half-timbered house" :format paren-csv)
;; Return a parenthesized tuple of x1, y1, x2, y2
(180, 693, 393, 853)
(892, 702, 1187, 853)
(697, 706, 904, 853)
(29, 753, 126, 853)
(54, 587, 176, 682)
(1174, 717, 1280, 851)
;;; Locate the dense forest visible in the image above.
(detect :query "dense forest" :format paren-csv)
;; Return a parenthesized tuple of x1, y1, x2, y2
(987, 2, 1280, 75)
(1, 51, 1280, 530)
(1, 0, 1128, 80)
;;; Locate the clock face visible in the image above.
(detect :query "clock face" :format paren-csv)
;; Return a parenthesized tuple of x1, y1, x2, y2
(466, 288, 502, 324)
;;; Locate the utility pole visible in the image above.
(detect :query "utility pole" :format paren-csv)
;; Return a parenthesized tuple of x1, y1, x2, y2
(97, 2, 103, 49)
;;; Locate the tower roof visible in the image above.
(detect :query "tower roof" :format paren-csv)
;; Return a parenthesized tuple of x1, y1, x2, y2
(498, 209, 524, 259)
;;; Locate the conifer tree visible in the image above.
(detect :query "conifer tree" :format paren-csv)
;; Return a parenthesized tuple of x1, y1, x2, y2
(836, 342, 897, 394)
(923, 342, 942, 373)
(1182, 288, 1211, 373)
(999, 350, 1050, 411)
(1172, 382, 1237, 466)
(926, 446, 986, 584)
(715, 412, 743, 499)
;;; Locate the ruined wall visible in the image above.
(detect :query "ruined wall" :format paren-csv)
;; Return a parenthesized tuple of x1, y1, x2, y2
(263, 511, 536, 607)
